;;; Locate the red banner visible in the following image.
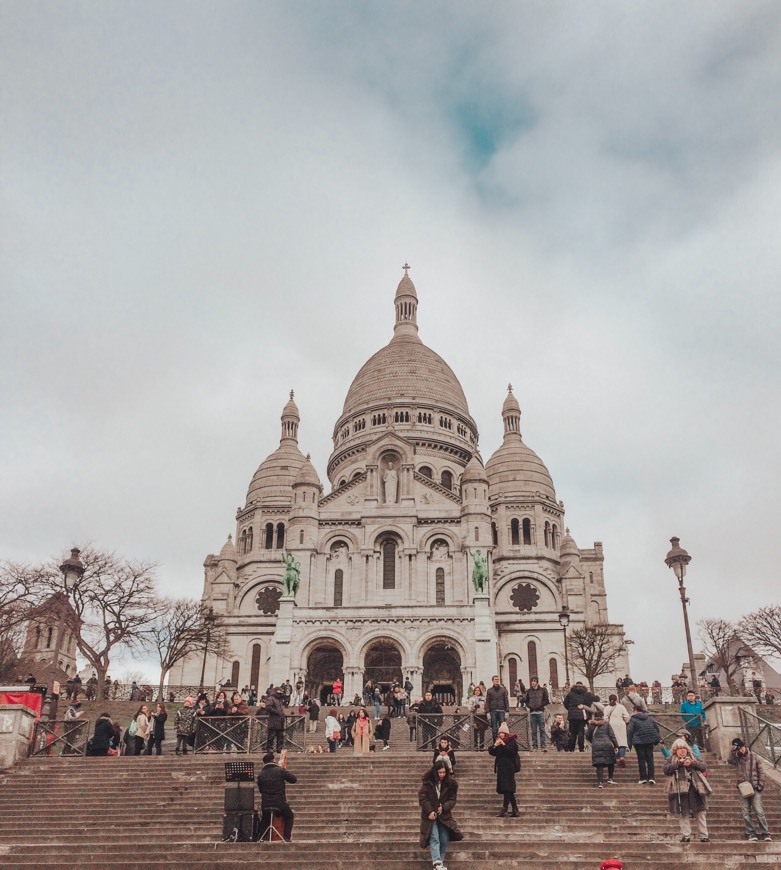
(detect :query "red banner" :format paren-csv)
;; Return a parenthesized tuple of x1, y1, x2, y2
(0, 691, 43, 717)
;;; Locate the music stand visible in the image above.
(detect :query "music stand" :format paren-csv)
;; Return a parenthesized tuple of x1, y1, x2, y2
(224, 761, 255, 782)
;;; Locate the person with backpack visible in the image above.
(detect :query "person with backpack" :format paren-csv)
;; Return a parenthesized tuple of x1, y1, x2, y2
(488, 721, 520, 817)
(627, 706, 662, 784)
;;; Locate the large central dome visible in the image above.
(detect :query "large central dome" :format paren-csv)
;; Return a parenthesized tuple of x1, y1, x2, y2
(342, 333, 471, 418)
(341, 269, 471, 419)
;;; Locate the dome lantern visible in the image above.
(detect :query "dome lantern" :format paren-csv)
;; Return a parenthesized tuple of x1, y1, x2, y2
(394, 262, 418, 337)
(502, 383, 522, 439)
(281, 389, 300, 443)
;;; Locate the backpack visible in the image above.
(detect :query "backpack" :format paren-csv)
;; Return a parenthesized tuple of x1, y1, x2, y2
(128, 718, 138, 737)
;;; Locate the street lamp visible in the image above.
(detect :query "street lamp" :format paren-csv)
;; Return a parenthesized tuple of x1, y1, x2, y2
(558, 605, 571, 687)
(198, 606, 216, 694)
(43, 547, 84, 721)
(665, 536, 698, 691)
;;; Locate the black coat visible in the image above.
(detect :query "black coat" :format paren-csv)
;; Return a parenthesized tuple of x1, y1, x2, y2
(257, 762, 297, 809)
(151, 711, 167, 740)
(626, 711, 661, 747)
(264, 694, 286, 729)
(418, 768, 463, 848)
(563, 685, 598, 721)
(91, 717, 115, 751)
(488, 736, 519, 794)
(586, 720, 618, 766)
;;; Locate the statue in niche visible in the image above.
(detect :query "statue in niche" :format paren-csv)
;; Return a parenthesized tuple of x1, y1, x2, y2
(331, 543, 347, 561)
(471, 549, 488, 594)
(432, 541, 449, 560)
(383, 460, 399, 504)
(282, 552, 301, 597)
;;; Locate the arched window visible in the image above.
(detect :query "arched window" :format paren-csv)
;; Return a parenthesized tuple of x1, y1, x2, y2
(491, 522, 498, 546)
(527, 640, 538, 683)
(35, 626, 42, 649)
(435, 567, 445, 605)
(334, 569, 344, 607)
(265, 523, 274, 549)
(231, 661, 240, 687)
(474, 526, 479, 542)
(552, 524, 559, 550)
(508, 657, 518, 693)
(549, 657, 559, 690)
(339, 478, 347, 487)
(382, 540, 396, 590)
(276, 522, 285, 550)
(250, 644, 261, 690)
(299, 530, 304, 544)
(441, 470, 453, 490)
(522, 518, 532, 545)
(240, 529, 246, 554)
(419, 466, 433, 479)
(510, 518, 520, 546)
(246, 527, 253, 552)
(544, 521, 551, 548)
(47, 627, 53, 648)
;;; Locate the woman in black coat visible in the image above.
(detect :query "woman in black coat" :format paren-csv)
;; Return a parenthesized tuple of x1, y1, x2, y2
(145, 702, 167, 755)
(88, 713, 115, 756)
(487, 722, 520, 817)
(586, 715, 618, 787)
(418, 761, 463, 869)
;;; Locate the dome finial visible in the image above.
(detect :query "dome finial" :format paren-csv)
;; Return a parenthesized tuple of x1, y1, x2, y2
(501, 384, 522, 440)
(403, 261, 411, 276)
(508, 383, 513, 393)
(394, 264, 419, 337)
(281, 390, 300, 443)
(289, 389, 294, 400)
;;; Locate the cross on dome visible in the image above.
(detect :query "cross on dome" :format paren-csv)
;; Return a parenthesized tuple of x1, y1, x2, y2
(402, 261, 411, 276)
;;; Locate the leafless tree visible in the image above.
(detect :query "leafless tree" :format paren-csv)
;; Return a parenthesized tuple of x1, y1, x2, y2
(566, 624, 627, 691)
(22, 546, 159, 701)
(738, 606, 781, 663)
(697, 618, 742, 693)
(0, 560, 52, 679)
(144, 598, 229, 701)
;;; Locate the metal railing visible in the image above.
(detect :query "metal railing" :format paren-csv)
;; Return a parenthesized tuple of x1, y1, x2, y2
(416, 712, 530, 752)
(29, 719, 90, 758)
(740, 706, 781, 769)
(193, 715, 306, 754)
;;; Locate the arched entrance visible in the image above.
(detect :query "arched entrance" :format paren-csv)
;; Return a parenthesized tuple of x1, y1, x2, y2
(363, 640, 403, 692)
(306, 645, 344, 705)
(422, 642, 462, 705)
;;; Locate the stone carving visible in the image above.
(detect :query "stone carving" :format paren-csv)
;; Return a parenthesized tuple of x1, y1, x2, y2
(471, 549, 488, 593)
(420, 492, 432, 504)
(346, 494, 359, 505)
(383, 461, 398, 504)
(431, 541, 449, 560)
(282, 552, 301, 597)
(331, 542, 347, 561)
(510, 583, 540, 612)
(255, 586, 282, 615)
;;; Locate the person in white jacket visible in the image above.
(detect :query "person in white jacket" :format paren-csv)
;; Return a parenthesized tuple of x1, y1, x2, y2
(606, 694, 630, 765)
(324, 708, 341, 753)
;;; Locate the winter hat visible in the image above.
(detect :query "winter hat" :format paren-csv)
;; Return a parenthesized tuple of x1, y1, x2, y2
(498, 721, 510, 735)
(600, 860, 623, 870)
(731, 737, 745, 749)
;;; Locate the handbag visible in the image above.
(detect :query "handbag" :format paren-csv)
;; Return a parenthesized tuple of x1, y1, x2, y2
(738, 780, 755, 798)
(691, 770, 713, 796)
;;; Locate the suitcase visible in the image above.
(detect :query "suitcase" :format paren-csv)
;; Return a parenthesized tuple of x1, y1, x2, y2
(224, 782, 255, 812)
(222, 811, 258, 842)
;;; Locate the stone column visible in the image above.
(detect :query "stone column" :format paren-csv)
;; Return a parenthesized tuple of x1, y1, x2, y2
(0, 704, 37, 769)
(269, 596, 295, 688)
(474, 592, 499, 686)
(703, 695, 758, 760)
(408, 666, 423, 702)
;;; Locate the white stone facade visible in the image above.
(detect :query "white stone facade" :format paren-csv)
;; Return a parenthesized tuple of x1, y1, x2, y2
(172, 269, 629, 702)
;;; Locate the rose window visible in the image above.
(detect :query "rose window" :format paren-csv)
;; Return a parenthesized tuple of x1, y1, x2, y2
(510, 583, 540, 612)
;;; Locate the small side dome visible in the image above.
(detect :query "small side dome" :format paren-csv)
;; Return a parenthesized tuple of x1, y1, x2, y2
(461, 454, 488, 484)
(559, 528, 580, 563)
(293, 454, 322, 488)
(219, 535, 237, 563)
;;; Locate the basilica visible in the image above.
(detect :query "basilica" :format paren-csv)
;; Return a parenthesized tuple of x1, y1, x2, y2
(173, 268, 629, 703)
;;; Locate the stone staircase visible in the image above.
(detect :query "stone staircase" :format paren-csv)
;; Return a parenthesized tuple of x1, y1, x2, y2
(0, 720, 779, 869)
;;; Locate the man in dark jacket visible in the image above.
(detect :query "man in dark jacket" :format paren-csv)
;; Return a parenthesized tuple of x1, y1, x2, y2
(563, 682, 598, 752)
(486, 675, 510, 741)
(729, 738, 772, 841)
(257, 751, 297, 842)
(417, 692, 443, 750)
(524, 677, 550, 751)
(626, 708, 662, 784)
(264, 688, 286, 752)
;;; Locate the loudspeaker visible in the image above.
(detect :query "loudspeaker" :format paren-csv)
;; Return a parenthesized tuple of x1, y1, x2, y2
(222, 811, 258, 842)
(224, 782, 255, 812)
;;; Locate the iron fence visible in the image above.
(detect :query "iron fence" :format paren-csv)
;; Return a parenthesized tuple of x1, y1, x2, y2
(29, 719, 90, 758)
(416, 712, 530, 752)
(739, 706, 781, 770)
(193, 715, 306, 754)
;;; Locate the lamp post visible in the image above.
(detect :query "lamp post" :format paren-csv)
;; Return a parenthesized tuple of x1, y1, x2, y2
(665, 536, 698, 691)
(43, 547, 85, 721)
(198, 606, 216, 694)
(558, 605, 571, 688)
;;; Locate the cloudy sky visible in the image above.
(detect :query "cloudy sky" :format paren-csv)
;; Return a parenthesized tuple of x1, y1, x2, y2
(2, 2, 780, 683)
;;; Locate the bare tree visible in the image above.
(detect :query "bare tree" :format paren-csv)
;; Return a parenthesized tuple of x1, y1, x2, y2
(145, 598, 228, 701)
(566, 624, 627, 691)
(738, 606, 781, 662)
(697, 618, 741, 693)
(0, 560, 51, 673)
(24, 546, 159, 701)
